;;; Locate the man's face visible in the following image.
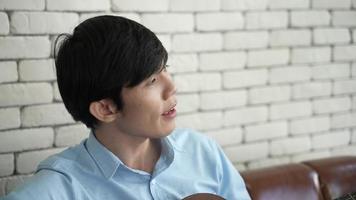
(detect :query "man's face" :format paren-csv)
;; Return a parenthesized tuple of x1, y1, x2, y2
(114, 66, 177, 139)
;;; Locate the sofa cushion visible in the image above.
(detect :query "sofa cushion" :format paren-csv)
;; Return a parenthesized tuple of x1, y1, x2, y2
(303, 156, 356, 200)
(241, 163, 323, 200)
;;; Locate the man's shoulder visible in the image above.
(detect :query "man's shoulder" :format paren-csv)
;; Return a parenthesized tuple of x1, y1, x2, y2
(37, 140, 93, 174)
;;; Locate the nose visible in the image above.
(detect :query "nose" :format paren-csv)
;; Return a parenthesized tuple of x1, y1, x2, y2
(162, 71, 176, 100)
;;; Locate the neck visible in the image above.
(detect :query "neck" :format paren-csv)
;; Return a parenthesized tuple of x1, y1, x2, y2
(94, 126, 161, 174)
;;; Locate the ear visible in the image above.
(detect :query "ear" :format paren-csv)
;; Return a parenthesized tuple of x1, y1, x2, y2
(89, 99, 120, 123)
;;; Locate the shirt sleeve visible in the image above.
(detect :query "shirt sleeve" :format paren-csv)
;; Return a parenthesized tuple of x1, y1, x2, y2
(211, 140, 251, 200)
(3, 169, 75, 200)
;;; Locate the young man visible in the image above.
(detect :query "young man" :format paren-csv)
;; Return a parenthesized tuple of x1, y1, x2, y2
(4, 16, 251, 200)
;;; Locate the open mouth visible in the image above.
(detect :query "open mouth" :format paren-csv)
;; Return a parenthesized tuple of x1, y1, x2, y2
(162, 103, 177, 117)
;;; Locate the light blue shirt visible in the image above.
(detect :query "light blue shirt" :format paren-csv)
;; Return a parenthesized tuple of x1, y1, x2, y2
(3, 129, 251, 200)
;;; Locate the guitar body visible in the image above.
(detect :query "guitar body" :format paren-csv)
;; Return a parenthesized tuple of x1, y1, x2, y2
(182, 193, 225, 200)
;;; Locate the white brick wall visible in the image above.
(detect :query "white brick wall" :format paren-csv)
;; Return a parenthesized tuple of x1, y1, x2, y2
(0, 12, 9, 34)
(224, 31, 269, 50)
(291, 11, 330, 27)
(142, 14, 193, 33)
(196, 13, 244, 31)
(0, 62, 17, 83)
(269, 65, 311, 83)
(221, 0, 268, 11)
(246, 11, 288, 29)
(172, 33, 222, 52)
(0, 36, 50, 59)
(199, 52, 246, 71)
(0, 0, 355, 195)
(270, 29, 311, 47)
(10, 12, 79, 34)
(0, 83, 52, 106)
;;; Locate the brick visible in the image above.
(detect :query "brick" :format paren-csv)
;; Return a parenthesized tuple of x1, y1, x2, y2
(22, 104, 74, 127)
(170, 0, 220, 11)
(291, 11, 330, 27)
(0, 61, 17, 83)
(172, 33, 222, 52)
(291, 151, 330, 163)
(79, 13, 141, 24)
(313, 97, 351, 114)
(174, 73, 221, 92)
(199, 52, 246, 71)
(200, 90, 247, 110)
(0, 0, 44, 10)
(312, 130, 350, 150)
(0, 128, 54, 153)
(196, 12, 244, 31)
(156, 34, 171, 53)
(142, 14, 193, 33)
(113, 0, 168, 11)
(0, 83, 52, 107)
(0, 12, 9, 34)
(47, 0, 110, 11)
(55, 124, 89, 147)
(313, 0, 351, 8)
(0, 154, 14, 177)
(248, 48, 289, 67)
(290, 116, 330, 135)
(53, 82, 62, 101)
(334, 79, 356, 95)
(332, 145, 356, 156)
(245, 121, 288, 142)
(246, 11, 288, 29)
(270, 101, 312, 120)
(17, 148, 64, 174)
(205, 127, 243, 146)
(167, 53, 198, 73)
(0, 108, 20, 130)
(312, 63, 350, 80)
(270, 29, 311, 47)
(270, 136, 311, 155)
(332, 11, 356, 26)
(331, 112, 356, 128)
(224, 31, 268, 50)
(248, 157, 290, 169)
(292, 81, 332, 99)
(224, 142, 268, 162)
(314, 28, 350, 44)
(222, 0, 268, 10)
(249, 85, 290, 104)
(19, 59, 56, 81)
(176, 94, 199, 113)
(292, 47, 331, 64)
(224, 106, 268, 126)
(223, 69, 268, 89)
(4, 175, 32, 194)
(10, 12, 78, 34)
(269, 65, 311, 84)
(334, 45, 356, 61)
(176, 111, 223, 131)
(268, 0, 309, 9)
(0, 36, 50, 59)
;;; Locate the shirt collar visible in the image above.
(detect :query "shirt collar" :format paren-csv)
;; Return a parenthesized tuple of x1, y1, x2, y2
(85, 131, 181, 179)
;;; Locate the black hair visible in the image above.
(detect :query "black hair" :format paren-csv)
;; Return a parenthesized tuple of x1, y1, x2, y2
(54, 15, 168, 129)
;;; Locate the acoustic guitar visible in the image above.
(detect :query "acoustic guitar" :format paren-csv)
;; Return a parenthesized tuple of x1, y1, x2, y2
(182, 193, 225, 200)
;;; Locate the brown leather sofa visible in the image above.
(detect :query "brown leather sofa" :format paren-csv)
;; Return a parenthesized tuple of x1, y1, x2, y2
(241, 156, 356, 200)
